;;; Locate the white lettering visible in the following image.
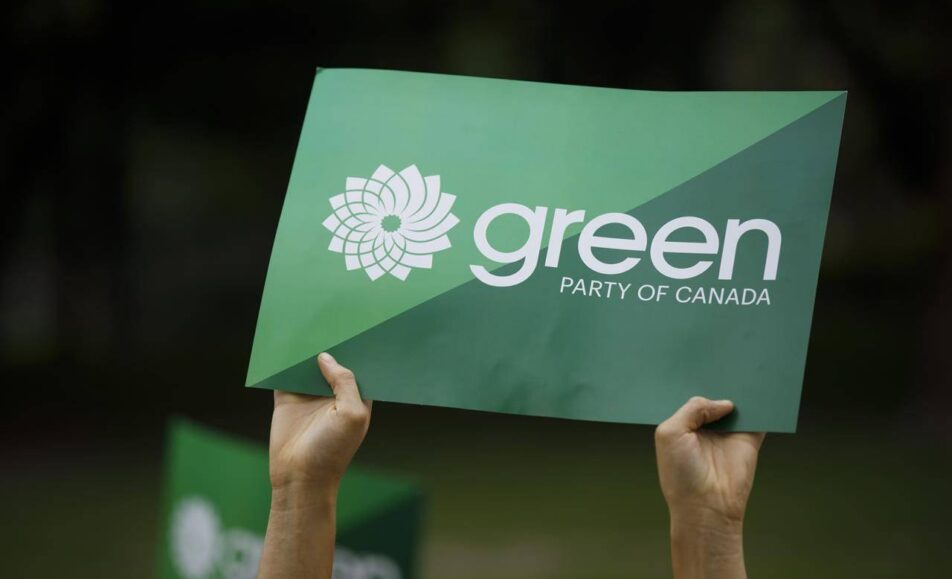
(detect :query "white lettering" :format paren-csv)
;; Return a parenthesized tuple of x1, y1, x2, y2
(650, 216, 719, 279)
(470, 203, 548, 287)
(470, 205, 782, 286)
(718, 219, 782, 281)
(545, 208, 586, 267)
(578, 213, 648, 275)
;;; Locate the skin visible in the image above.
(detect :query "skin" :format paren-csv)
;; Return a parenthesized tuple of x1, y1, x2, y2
(655, 396, 766, 579)
(259, 352, 372, 579)
(259, 358, 765, 579)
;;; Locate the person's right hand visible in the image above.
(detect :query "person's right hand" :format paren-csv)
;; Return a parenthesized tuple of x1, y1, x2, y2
(654, 396, 766, 579)
(260, 353, 372, 579)
(269, 352, 372, 493)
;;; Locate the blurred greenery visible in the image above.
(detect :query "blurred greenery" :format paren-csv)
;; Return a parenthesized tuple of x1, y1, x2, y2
(1, 0, 950, 576)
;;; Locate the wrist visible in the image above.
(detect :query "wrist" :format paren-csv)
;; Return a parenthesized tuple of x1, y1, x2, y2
(262, 480, 338, 578)
(669, 503, 744, 532)
(669, 508, 745, 579)
(270, 480, 339, 514)
(270, 456, 345, 500)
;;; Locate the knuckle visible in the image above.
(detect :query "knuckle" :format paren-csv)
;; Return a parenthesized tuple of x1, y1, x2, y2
(338, 404, 368, 424)
(688, 395, 707, 406)
(698, 407, 710, 424)
(334, 368, 356, 384)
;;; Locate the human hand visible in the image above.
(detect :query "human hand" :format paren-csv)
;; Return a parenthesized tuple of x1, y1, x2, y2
(261, 353, 371, 579)
(268, 352, 372, 494)
(654, 396, 765, 579)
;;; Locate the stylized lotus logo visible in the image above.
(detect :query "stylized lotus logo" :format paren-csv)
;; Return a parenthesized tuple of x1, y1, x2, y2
(323, 164, 459, 281)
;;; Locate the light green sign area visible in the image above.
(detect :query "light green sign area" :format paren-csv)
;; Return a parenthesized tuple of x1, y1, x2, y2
(248, 68, 846, 432)
(156, 419, 424, 579)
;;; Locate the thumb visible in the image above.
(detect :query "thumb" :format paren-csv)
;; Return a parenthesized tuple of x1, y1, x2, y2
(317, 352, 367, 410)
(657, 396, 734, 439)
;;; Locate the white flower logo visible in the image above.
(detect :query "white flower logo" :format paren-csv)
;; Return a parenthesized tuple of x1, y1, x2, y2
(322, 164, 459, 281)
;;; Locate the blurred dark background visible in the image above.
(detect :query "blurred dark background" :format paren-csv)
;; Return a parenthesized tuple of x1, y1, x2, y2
(2, 1, 950, 577)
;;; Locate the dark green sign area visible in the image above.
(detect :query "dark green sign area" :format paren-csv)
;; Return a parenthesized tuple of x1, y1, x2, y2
(248, 68, 846, 432)
(156, 419, 424, 579)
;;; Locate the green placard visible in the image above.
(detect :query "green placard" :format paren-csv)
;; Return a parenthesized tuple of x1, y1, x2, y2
(248, 68, 846, 432)
(156, 419, 424, 579)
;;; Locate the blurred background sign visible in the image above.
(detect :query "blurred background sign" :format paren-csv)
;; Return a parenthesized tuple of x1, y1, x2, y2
(156, 420, 424, 579)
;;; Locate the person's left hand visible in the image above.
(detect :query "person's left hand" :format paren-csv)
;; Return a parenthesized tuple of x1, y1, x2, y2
(654, 397, 765, 579)
(655, 396, 765, 524)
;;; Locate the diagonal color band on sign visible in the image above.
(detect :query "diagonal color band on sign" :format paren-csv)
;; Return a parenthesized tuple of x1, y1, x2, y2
(327, 94, 845, 431)
(249, 92, 846, 420)
(246, 71, 845, 387)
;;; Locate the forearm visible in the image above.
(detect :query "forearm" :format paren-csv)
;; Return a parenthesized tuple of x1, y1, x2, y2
(670, 511, 746, 579)
(259, 483, 338, 579)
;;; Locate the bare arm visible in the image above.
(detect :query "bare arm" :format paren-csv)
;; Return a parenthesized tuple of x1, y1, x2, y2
(655, 397, 766, 579)
(258, 353, 372, 579)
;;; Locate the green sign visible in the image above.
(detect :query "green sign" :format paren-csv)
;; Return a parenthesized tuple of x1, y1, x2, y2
(248, 68, 846, 432)
(156, 419, 424, 579)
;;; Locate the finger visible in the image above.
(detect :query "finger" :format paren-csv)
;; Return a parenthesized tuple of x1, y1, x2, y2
(273, 388, 321, 407)
(317, 352, 364, 408)
(659, 396, 734, 436)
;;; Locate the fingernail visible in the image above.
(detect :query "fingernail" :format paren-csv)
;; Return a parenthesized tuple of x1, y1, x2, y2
(716, 399, 732, 405)
(318, 352, 336, 365)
